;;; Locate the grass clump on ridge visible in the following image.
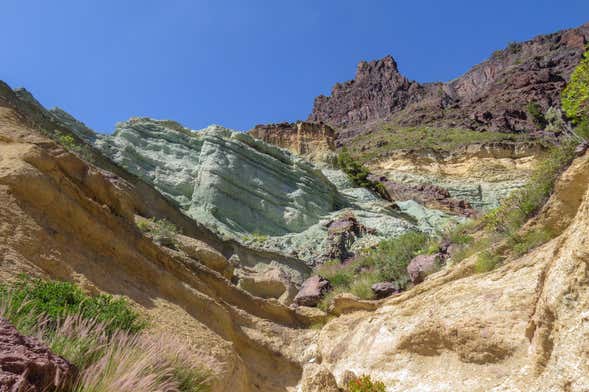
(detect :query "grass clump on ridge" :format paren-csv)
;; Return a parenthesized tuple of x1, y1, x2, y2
(0, 276, 210, 392)
(336, 148, 388, 198)
(137, 217, 180, 247)
(345, 125, 533, 163)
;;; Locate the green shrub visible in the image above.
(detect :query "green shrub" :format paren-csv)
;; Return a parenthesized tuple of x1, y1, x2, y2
(474, 251, 502, 273)
(337, 148, 388, 199)
(562, 49, 589, 124)
(138, 218, 179, 247)
(527, 102, 547, 128)
(510, 228, 554, 257)
(349, 272, 382, 300)
(347, 374, 386, 392)
(0, 276, 145, 335)
(54, 131, 94, 162)
(363, 232, 429, 288)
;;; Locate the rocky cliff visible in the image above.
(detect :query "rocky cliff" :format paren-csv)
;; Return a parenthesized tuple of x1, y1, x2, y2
(3, 81, 589, 390)
(249, 121, 336, 162)
(309, 22, 589, 142)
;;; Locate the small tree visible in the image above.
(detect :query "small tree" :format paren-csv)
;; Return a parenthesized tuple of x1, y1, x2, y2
(562, 49, 589, 124)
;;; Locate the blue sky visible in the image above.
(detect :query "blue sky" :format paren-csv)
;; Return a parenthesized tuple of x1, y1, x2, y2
(2, 1, 588, 133)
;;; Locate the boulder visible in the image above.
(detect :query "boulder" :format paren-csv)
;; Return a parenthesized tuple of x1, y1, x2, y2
(331, 293, 379, 315)
(237, 267, 289, 300)
(0, 318, 76, 391)
(294, 276, 331, 307)
(407, 253, 442, 284)
(300, 364, 340, 392)
(371, 282, 400, 299)
(176, 235, 234, 279)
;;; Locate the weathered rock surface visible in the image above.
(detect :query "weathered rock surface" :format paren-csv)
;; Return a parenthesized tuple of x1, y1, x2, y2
(96, 118, 345, 237)
(175, 234, 234, 279)
(237, 265, 298, 304)
(249, 121, 336, 163)
(407, 253, 442, 284)
(0, 318, 76, 391)
(369, 142, 544, 210)
(0, 82, 319, 392)
(300, 364, 340, 392)
(309, 22, 589, 142)
(294, 276, 331, 307)
(330, 293, 379, 315)
(371, 282, 400, 299)
(308, 149, 589, 391)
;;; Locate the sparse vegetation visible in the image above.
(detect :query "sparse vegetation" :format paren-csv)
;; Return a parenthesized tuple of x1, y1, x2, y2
(347, 374, 386, 392)
(442, 139, 579, 271)
(54, 130, 94, 161)
(337, 148, 389, 199)
(362, 231, 430, 288)
(243, 231, 269, 243)
(137, 217, 180, 247)
(316, 231, 431, 310)
(346, 126, 534, 163)
(474, 250, 503, 273)
(527, 102, 547, 128)
(0, 277, 209, 392)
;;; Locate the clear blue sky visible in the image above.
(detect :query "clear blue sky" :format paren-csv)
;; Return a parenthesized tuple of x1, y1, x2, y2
(2, 1, 588, 133)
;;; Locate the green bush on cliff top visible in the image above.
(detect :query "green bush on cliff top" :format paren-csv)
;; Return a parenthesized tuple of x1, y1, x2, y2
(562, 49, 589, 124)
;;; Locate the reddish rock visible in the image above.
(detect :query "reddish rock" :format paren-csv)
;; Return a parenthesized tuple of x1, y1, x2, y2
(0, 318, 76, 391)
(308, 23, 589, 143)
(371, 282, 400, 299)
(293, 276, 331, 307)
(322, 213, 376, 262)
(407, 254, 443, 284)
(367, 174, 476, 217)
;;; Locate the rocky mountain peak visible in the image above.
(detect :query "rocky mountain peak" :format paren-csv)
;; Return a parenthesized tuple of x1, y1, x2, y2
(309, 22, 589, 143)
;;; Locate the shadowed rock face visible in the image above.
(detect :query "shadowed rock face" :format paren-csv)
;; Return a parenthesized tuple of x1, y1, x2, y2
(309, 22, 589, 143)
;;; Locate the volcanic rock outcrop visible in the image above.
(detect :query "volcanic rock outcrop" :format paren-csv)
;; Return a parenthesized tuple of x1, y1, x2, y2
(309, 22, 589, 142)
(249, 121, 336, 162)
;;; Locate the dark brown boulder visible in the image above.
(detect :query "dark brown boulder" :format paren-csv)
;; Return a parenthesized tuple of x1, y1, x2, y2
(407, 254, 443, 284)
(293, 276, 331, 307)
(371, 282, 400, 299)
(0, 318, 76, 392)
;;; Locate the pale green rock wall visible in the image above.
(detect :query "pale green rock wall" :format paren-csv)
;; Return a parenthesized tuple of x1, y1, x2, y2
(95, 118, 347, 237)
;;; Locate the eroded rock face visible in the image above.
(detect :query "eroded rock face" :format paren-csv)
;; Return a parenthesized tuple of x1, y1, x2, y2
(309, 150, 589, 391)
(367, 173, 476, 216)
(371, 282, 400, 299)
(0, 318, 76, 391)
(96, 118, 345, 237)
(249, 121, 336, 162)
(368, 142, 544, 210)
(407, 253, 443, 284)
(309, 23, 589, 142)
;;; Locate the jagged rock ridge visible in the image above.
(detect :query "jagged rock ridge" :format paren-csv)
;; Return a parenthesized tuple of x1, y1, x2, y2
(309, 22, 589, 142)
